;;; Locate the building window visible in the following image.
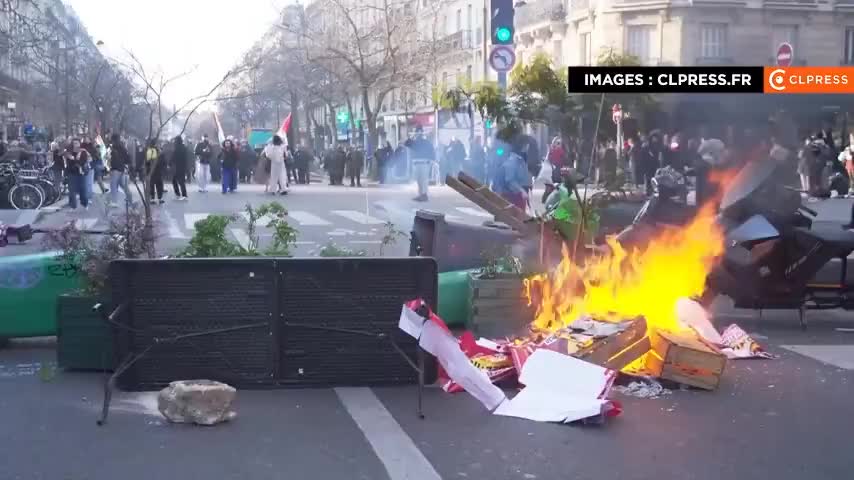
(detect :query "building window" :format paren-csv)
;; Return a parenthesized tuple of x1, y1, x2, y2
(626, 26, 653, 63)
(845, 28, 854, 65)
(466, 65, 472, 82)
(553, 40, 563, 65)
(700, 23, 727, 59)
(772, 25, 798, 58)
(423, 0, 427, 7)
(580, 32, 592, 65)
(456, 9, 461, 32)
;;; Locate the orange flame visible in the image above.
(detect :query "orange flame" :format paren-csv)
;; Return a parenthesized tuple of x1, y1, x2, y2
(526, 195, 727, 336)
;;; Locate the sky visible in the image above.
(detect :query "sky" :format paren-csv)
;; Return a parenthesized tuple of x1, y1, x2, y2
(66, 0, 293, 107)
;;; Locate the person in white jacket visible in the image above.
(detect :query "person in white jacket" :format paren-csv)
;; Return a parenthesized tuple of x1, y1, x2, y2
(263, 135, 288, 195)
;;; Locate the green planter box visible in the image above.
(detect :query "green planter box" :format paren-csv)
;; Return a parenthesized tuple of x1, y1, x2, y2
(0, 251, 81, 339)
(468, 273, 534, 339)
(57, 294, 114, 371)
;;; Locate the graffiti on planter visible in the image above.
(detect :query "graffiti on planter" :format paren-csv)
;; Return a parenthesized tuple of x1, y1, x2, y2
(47, 262, 79, 279)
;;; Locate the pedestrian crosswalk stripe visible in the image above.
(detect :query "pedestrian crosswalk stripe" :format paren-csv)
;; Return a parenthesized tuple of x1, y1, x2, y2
(331, 210, 386, 225)
(184, 213, 212, 229)
(240, 212, 275, 225)
(455, 207, 492, 218)
(287, 210, 332, 226)
(230, 228, 251, 250)
(74, 218, 99, 230)
(781, 345, 854, 370)
(162, 210, 187, 239)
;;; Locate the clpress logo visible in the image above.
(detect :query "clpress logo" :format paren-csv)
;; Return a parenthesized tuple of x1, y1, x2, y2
(763, 66, 854, 93)
(767, 68, 787, 91)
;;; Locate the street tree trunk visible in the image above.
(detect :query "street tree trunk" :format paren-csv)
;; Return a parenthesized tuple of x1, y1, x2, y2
(289, 90, 300, 147)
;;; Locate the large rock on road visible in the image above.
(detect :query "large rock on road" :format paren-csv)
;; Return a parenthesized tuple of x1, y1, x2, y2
(157, 380, 237, 426)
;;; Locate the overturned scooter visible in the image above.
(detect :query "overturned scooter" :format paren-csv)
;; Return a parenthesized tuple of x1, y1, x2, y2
(616, 157, 854, 329)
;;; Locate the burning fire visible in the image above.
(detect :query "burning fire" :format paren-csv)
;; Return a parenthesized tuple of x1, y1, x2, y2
(525, 185, 733, 337)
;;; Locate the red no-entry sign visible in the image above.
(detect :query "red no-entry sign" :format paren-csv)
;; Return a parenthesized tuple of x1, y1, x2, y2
(776, 42, 793, 67)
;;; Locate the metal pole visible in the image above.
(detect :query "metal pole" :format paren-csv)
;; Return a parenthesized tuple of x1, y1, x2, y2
(64, 49, 71, 136)
(497, 72, 507, 90)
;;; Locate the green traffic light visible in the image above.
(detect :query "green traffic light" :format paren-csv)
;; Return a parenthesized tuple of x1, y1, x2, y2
(496, 147, 505, 156)
(495, 27, 512, 43)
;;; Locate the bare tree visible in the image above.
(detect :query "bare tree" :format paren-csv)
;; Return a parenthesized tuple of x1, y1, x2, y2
(283, 0, 425, 153)
(114, 50, 249, 254)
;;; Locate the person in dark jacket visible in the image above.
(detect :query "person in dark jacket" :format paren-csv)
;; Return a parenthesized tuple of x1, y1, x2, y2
(218, 138, 239, 194)
(194, 134, 213, 192)
(238, 141, 255, 183)
(108, 133, 133, 206)
(63, 138, 90, 210)
(347, 146, 365, 187)
(171, 136, 189, 200)
(294, 145, 311, 184)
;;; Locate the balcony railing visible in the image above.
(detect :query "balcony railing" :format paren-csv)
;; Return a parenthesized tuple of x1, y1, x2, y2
(694, 56, 735, 66)
(437, 29, 475, 52)
(762, 0, 818, 5)
(516, 0, 567, 30)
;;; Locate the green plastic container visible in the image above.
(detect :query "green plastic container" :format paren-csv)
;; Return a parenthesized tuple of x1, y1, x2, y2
(0, 251, 80, 338)
(438, 269, 477, 329)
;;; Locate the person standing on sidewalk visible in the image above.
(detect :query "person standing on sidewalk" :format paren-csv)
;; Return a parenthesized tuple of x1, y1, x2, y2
(171, 135, 189, 201)
(347, 145, 364, 187)
(82, 135, 108, 197)
(194, 134, 213, 192)
(406, 126, 435, 202)
(108, 133, 133, 207)
(64, 138, 90, 210)
(219, 138, 239, 194)
(145, 139, 165, 204)
(263, 135, 288, 195)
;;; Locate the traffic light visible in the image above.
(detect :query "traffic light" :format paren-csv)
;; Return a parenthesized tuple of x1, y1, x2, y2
(490, 0, 514, 46)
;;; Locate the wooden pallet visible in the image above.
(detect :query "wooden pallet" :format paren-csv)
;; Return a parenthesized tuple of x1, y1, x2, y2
(574, 318, 650, 371)
(445, 173, 537, 235)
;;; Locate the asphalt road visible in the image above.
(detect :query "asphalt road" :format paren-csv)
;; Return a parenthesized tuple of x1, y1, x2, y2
(0, 177, 522, 258)
(1, 309, 853, 480)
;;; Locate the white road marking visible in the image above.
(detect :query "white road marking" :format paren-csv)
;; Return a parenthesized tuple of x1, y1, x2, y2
(349, 240, 383, 245)
(73, 218, 99, 230)
(287, 210, 332, 226)
(781, 345, 854, 370)
(184, 213, 212, 229)
(162, 210, 187, 239)
(455, 206, 492, 218)
(230, 228, 251, 250)
(331, 210, 386, 225)
(14, 210, 38, 226)
(335, 388, 441, 480)
(240, 212, 275, 225)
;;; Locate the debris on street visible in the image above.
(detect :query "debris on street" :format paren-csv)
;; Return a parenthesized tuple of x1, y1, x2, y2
(720, 324, 775, 359)
(612, 379, 671, 399)
(157, 380, 238, 426)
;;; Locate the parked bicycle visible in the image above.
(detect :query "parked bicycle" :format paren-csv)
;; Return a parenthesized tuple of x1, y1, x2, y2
(0, 162, 64, 210)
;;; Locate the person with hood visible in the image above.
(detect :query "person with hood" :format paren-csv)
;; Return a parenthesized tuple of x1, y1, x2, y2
(108, 133, 133, 206)
(347, 145, 365, 187)
(219, 138, 239, 194)
(145, 139, 165, 204)
(491, 135, 532, 210)
(544, 167, 598, 247)
(194, 133, 213, 192)
(63, 138, 91, 210)
(171, 135, 189, 200)
(696, 133, 727, 207)
(405, 126, 435, 201)
(263, 135, 288, 195)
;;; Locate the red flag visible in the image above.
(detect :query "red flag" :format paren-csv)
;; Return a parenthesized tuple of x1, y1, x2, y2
(277, 113, 292, 142)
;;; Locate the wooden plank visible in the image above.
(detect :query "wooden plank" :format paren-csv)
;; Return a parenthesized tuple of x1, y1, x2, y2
(575, 318, 647, 368)
(649, 330, 727, 390)
(445, 176, 534, 234)
(458, 172, 531, 222)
